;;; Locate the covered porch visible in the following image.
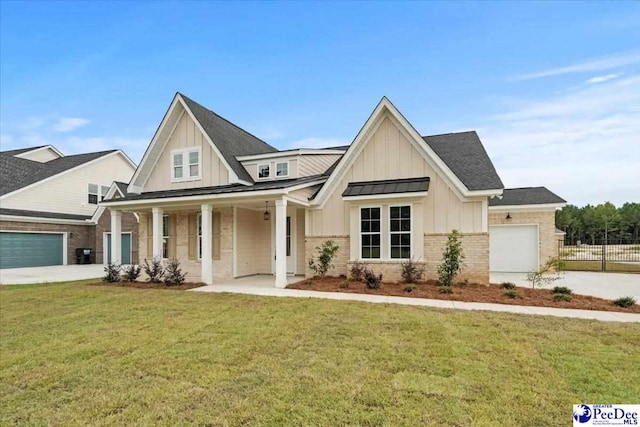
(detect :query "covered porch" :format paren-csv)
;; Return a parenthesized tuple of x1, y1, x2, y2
(107, 195, 307, 288)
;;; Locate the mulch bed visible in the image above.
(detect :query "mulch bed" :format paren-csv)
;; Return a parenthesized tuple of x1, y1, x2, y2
(288, 277, 640, 313)
(90, 281, 206, 290)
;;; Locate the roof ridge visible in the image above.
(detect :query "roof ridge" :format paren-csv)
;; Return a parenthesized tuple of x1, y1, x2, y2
(422, 130, 477, 138)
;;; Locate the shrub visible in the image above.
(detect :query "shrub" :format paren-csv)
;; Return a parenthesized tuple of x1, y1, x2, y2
(122, 265, 141, 282)
(403, 284, 416, 293)
(503, 290, 521, 299)
(308, 240, 340, 278)
(400, 259, 425, 284)
(364, 269, 382, 289)
(143, 257, 164, 283)
(500, 282, 516, 290)
(102, 262, 121, 282)
(339, 280, 350, 289)
(526, 258, 563, 289)
(349, 261, 366, 282)
(437, 230, 465, 287)
(553, 286, 572, 295)
(553, 293, 572, 302)
(613, 296, 636, 308)
(163, 258, 186, 286)
(439, 286, 453, 294)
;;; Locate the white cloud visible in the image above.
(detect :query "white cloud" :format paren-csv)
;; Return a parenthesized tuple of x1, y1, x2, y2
(514, 50, 640, 80)
(586, 73, 620, 84)
(478, 74, 640, 206)
(52, 117, 90, 132)
(288, 137, 349, 149)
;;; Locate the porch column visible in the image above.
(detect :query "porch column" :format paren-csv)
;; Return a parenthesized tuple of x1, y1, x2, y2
(201, 203, 213, 285)
(152, 207, 163, 260)
(110, 209, 122, 264)
(275, 198, 287, 288)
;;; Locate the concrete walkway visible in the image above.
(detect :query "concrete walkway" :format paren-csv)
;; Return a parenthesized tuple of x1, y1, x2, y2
(0, 264, 105, 285)
(192, 277, 640, 323)
(491, 271, 640, 300)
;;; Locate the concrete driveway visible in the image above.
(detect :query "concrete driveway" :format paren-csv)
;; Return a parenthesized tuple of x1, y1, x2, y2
(491, 271, 640, 301)
(0, 264, 105, 285)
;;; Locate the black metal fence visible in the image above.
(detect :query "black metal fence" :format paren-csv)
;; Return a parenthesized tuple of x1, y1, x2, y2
(558, 239, 640, 272)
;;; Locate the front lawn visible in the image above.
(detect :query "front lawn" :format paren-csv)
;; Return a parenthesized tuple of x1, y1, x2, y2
(1, 282, 639, 426)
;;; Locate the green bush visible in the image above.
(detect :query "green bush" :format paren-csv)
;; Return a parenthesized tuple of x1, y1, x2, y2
(349, 261, 365, 282)
(122, 265, 141, 282)
(102, 262, 121, 282)
(500, 282, 516, 290)
(143, 257, 164, 283)
(163, 258, 186, 286)
(308, 240, 340, 278)
(364, 269, 382, 289)
(437, 230, 465, 287)
(503, 290, 521, 299)
(439, 286, 453, 294)
(403, 284, 416, 293)
(400, 259, 424, 284)
(553, 293, 572, 302)
(613, 296, 636, 308)
(553, 286, 572, 295)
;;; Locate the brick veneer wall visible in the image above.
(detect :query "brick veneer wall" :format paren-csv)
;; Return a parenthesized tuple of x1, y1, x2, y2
(94, 209, 139, 264)
(423, 233, 489, 284)
(305, 236, 350, 278)
(0, 220, 95, 264)
(489, 210, 557, 269)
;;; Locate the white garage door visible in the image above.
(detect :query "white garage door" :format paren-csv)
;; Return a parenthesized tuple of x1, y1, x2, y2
(489, 225, 538, 272)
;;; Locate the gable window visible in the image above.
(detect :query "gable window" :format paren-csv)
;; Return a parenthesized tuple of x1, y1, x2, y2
(162, 215, 170, 259)
(100, 185, 110, 201)
(360, 207, 381, 259)
(258, 164, 270, 179)
(390, 206, 411, 259)
(88, 183, 99, 204)
(171, 148, 201, 182)
(276, 161, 289, 177)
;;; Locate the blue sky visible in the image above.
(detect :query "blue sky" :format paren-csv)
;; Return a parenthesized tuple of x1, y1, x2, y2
(1, 1, 639, 206)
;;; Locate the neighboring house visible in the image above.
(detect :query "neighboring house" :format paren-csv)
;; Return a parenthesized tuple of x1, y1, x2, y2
(101, 93, 566, 287)
(0, 146, 138, 268)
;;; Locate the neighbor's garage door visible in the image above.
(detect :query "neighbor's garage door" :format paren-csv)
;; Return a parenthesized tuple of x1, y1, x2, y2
(0, 232, 64, 269)
(489, 225, 538, 272)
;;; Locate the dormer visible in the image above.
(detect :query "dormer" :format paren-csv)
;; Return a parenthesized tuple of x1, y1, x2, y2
(237, 149, 345, 181)
(14, 145, 63, 163)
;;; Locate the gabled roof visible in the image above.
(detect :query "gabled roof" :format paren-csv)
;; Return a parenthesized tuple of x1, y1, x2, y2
(422, 131, 503, 191)
(342, 177, 430, 197)
(489, 187, 566, 207)
(0, 149, 120, 197)
(180, 94, 277, 182)
(0, 146, 47, 156)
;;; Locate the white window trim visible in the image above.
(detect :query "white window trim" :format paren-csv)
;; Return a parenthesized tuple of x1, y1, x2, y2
(275, 161, 289, 178)
(257, 163, 271, 180)
(88, 183, 99, 205)
(162, 214, 170, 259)
(171, 147, 202, 183)
(388, 204, 413, 260)
(359, 205, 382, 260)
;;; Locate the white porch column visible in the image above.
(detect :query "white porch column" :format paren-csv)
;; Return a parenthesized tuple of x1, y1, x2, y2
(152, 207, 163, 260)
(110, 209, 122, 264)
(275, 198, 287, 288)
(201, 203, 213, 285)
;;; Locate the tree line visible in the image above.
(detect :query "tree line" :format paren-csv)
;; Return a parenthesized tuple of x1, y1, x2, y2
(555, 202, 640, 245)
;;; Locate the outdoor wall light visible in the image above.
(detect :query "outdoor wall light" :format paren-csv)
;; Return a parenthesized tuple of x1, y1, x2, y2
(505, 213, 512, 220)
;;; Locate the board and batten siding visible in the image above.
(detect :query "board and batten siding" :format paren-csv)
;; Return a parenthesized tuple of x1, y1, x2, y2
(1, 153, 134, 216)
(307, 116, 484, 237)
(235, 207, 271, 276)
(143, 112, 229, 192)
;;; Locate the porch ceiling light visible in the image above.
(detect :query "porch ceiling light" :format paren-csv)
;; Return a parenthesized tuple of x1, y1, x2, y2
(263, 201, 271, 221)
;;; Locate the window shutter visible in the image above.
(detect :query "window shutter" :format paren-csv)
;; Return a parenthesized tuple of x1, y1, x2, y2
(212, 211, 221, 260)
(188, 214, 197, 260)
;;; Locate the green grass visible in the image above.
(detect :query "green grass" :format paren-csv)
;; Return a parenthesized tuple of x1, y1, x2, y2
(1, 282, 639, 426)
(561, 260, 640, 272)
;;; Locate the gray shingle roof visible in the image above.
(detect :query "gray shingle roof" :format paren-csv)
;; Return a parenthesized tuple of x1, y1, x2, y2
(0, 149, 118, 196)
(0, 146, 46, 156)
(110, 175, 326, 202)
(489, 187, 566, 206)
(180, 94, 278, 183)
(114, 181, 132, 198)
(342, 177, 430, 197)
(422, 131, 503, 191)
(0, 208, 92, 221)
